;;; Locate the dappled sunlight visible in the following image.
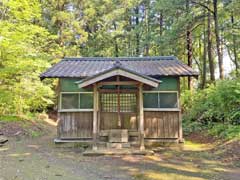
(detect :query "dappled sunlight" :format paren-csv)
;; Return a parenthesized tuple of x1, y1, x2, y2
(43, 118, 57, 126)
(0, 147, 9, 151)
(122, 155, 142, 163)
(145, 155, 163, 162)
(8, 152, 31, 157)
(155, 161, 211, 174)
(180, 141, 214, 151)
(143, 170, 207, 180)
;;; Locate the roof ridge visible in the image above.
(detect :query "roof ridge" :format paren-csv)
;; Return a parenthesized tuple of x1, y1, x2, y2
(62, 56, 177, 61)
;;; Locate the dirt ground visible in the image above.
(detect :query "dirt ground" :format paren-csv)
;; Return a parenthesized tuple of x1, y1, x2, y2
(0, 119, 240, 180)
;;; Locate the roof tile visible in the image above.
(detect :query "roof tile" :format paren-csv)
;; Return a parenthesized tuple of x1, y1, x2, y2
(40, 56, 198, 78)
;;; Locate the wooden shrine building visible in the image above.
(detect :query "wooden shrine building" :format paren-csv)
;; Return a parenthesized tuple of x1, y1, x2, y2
(40, 56, 198, 150)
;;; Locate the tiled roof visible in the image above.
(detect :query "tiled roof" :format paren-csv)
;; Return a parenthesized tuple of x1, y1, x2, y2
(40, 56, 198, 79)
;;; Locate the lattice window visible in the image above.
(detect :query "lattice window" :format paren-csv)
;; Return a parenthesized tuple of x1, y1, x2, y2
(101, 93, 118, 112)
(120, 93, 137, 112)
(100, 93, 137, 113)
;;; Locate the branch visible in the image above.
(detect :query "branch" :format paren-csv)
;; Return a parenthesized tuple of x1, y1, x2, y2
(190, 0, 214, 14)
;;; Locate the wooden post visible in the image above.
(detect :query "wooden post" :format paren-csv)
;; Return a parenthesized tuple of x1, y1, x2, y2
(177, 77, 183, 143)
(117, 76, 121, 128)
(138, 83, 145, 150)
(93, 83, 98, 150)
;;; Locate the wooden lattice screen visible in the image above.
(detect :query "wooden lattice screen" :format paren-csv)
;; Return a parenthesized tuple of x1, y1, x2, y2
(100, 93, 137, 113)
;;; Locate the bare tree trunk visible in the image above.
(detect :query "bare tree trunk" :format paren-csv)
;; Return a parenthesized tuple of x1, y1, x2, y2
(207, 2, 215, 82)
(135, 6, 140, 56)
(144, 1, 150, 56)
(113, 22, 119, 57)
(202, 10, 207, 88)
(186, 0, 193, 90)
(159, 12, 163, 55)
(213, 0, 224, 79)
(159, 12, 163, 36)
(231, 13, 239, 76)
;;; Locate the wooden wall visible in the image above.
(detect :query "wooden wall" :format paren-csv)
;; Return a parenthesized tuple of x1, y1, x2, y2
(58, 112, 93, 139)
(144, 111, 179, 138)
(58, 111, 180, 140)
(100, 112, 138, 130)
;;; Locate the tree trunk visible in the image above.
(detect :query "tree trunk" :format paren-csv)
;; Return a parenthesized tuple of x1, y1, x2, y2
(231, 13, 239, 76)
(135, 6, 140, 56)
(213, 0, 224, 79)
(113, 22, 119, 57)
(207, 2, 215, 82)
(202, 10, 207, 89)
(159, 12, 163, 36)
(144, 3, 150, 56)
(159, 12, 163, 55)
(186, 0, 193, 90)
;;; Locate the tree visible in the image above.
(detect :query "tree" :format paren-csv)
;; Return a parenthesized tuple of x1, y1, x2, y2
(213, 0, 224, 79)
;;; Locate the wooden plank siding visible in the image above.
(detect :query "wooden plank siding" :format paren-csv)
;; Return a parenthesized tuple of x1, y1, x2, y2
(144, 111, 179, 138)
(58, 112, 93, 139)
(100, 112, 138, 130)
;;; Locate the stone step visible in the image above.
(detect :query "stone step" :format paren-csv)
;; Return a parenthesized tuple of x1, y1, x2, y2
(106, 142, 131, 149)
(109, 129, 128, 143)
(83, 149, 154, 156)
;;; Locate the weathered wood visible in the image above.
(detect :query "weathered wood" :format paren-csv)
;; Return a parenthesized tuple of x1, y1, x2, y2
(58, 112, 93, 138)
(177, 77, 183, 142)
(98, 89, 137, 93)
(117, 76, 121, 128)
(93, 83, 98, 150)
(139, 83, 145, 150)
(144, 111, 179, 139)
(98, 81, 139, 86)
(100, 112, 137, 130)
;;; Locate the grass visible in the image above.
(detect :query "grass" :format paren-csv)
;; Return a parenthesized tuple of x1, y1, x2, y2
(0, 115, 24, 122)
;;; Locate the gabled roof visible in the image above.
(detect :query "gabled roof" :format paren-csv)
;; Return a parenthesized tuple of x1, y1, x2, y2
(40, 56, 198, 79)
(76, 62, 161, 88)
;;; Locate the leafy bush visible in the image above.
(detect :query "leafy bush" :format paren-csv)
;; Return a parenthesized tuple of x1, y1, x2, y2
(182, 78, 240, 138)
(208, 123, 240, 139)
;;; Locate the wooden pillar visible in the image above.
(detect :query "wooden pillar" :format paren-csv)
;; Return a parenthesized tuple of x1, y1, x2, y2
(138, 83, 145, 150)
(117, 76, 121, 128)
(177, 77, 183, 143)
(93, 83, 98, 150)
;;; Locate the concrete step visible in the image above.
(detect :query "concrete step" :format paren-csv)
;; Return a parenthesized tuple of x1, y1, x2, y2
(83, 148, 154, 156)
(106, 142, 130, 149)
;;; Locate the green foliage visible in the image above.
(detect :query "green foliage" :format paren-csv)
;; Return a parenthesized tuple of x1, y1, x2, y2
(182, 78, 240, 138)
(0, 0, 56, 116)
(208, 123, 240, 139)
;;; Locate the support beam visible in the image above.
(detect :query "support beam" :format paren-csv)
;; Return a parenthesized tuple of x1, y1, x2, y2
(138, 83, 145, 150)
(93, 83, 98, 150)
(98, 81, 139, 86)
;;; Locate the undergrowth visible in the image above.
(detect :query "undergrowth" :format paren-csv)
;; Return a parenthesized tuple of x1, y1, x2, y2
(182, 78, 240, 140)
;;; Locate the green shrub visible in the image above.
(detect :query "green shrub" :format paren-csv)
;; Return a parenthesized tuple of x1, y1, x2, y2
(182, 78, 240, 139)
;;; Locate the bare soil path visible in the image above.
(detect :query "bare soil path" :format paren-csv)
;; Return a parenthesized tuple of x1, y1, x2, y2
(0, 120, 239, 180)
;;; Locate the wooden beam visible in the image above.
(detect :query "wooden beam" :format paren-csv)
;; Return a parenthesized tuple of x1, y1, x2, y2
(98, 89, 137, 93)
(138, 83, 145, 150)
(98, 81, 139, 86)
(93, 83, 98, 150)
